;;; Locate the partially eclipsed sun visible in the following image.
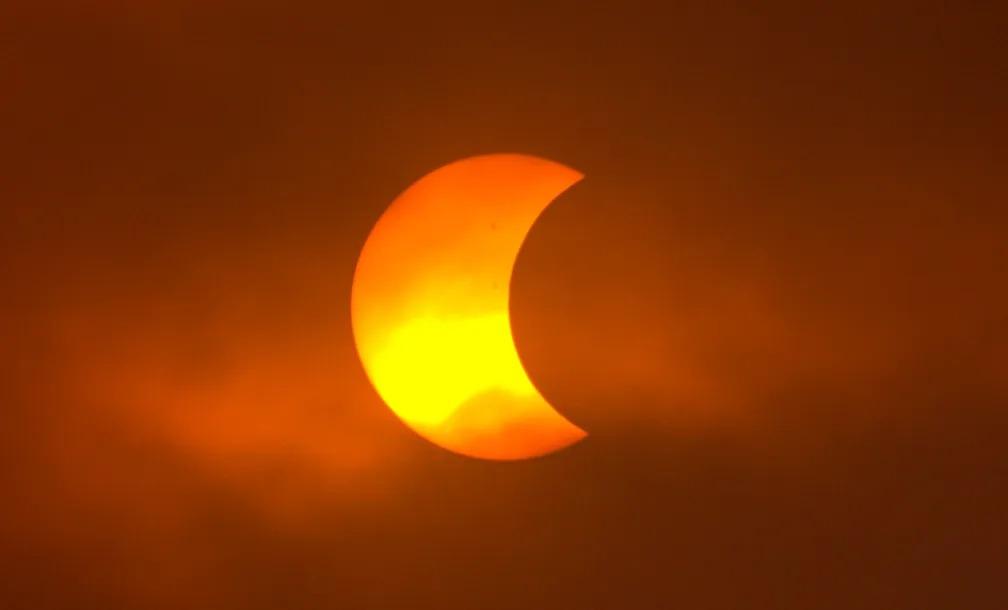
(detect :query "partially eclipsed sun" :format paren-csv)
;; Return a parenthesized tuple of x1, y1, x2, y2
(351, 154, 587, 460)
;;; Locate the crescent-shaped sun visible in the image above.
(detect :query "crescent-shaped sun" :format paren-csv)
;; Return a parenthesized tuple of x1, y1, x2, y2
(351, 154, 587, 460)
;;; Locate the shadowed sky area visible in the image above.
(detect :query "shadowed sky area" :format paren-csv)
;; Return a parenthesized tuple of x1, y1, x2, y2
(2, 2, 1007, 609)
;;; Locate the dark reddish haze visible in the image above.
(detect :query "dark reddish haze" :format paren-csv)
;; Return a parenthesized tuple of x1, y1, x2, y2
(3, 2, 1007, 609)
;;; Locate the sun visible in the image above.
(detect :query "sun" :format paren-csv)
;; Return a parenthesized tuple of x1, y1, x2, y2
(351, 154, 587, 460)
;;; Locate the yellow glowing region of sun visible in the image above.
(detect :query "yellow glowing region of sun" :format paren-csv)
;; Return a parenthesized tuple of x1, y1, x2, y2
(351, 154, 586, 460)
(369, 312, 537, 427)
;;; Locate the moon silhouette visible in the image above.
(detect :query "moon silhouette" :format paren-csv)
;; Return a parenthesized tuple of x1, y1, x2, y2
(351, 154, 587, 460)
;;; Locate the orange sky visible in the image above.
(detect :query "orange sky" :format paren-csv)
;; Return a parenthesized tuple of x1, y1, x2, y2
(2, 2, 1007, 609)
